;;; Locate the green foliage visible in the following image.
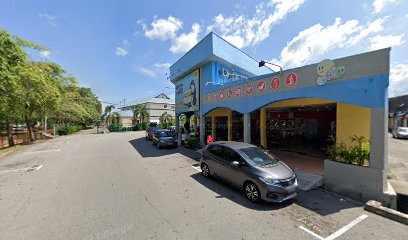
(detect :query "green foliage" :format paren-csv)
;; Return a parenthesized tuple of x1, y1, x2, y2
(133, 104, 149, 124)
(185, 136, 200, 149)
(107, 124, 135, 132)
(159, 120, 175, 129)
(57, 125, 83, 135)
(325, 135, 370, 166)
(0, 29, 101, 142)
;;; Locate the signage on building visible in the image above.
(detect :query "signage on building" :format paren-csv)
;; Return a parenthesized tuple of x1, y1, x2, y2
(206, 71, 299, 102)
(316, 59, 345, 86)
(175, 69, 200, 112)
(220, 68, 248, 81)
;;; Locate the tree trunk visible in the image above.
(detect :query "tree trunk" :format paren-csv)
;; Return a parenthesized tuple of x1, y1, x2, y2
(25, 116, 35, 142)
(7, 122, 14, 147)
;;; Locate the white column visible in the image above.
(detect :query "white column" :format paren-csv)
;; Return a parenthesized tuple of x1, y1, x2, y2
(200, 116, 205, 146)
(243, 113, 251, 144)
(370, 108, 387, 192)
(176, 115, 181, 146)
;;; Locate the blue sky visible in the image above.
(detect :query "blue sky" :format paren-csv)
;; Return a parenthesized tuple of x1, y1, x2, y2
(1, 0, 407, 106)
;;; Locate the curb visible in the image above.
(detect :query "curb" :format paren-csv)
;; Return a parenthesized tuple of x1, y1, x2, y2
(365, 200, 408, 225)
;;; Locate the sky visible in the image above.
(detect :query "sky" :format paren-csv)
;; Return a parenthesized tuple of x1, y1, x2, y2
(1, 0, 407, 106)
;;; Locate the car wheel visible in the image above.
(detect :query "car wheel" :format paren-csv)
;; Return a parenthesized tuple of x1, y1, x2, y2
(201, 163, 210, 177)
(244, 182, 261, 202)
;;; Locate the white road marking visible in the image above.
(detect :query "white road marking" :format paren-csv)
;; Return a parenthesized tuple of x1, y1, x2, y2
(191, 165, 201, 172)
(0, 164, 43, 174)
(27, 149, 61, 153)
(299, 214, 368, 240)
(325, 214, 368, 240)
(299, 226, 325, 240)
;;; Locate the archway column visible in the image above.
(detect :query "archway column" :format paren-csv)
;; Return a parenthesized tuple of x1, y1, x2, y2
(243, 113, 251, 143)
(176, 114, 181, 146)
(260, 107, 267, 148)
(228, 110, 232, 141)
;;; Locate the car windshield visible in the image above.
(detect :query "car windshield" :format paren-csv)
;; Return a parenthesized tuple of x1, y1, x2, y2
(398, 128, 408, 132)
(157, 131, 174, 137)
(240, 147, 279, 166)
(149, 127, 159, 132)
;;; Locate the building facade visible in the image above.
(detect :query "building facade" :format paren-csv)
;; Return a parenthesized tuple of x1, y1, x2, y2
(170, 32, 396, 207)
(119, 93, 175, 126)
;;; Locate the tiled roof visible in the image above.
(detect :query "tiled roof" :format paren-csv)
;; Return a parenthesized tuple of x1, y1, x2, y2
(125, 93, 175, 106)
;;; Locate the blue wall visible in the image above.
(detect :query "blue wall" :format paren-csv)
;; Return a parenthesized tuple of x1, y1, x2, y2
(202, 73, 389, 115)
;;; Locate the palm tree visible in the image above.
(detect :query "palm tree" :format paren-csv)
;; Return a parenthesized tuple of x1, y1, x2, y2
(160, 112, 173, 123)
(102, 105, 116, 126)
(133, 104, 149, 124)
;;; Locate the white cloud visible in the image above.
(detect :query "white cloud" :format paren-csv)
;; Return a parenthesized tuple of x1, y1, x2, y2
(115, 39, 131, 57)
(38, 13, 57, 28)
(39, 50, 51, 59)
(139, 16, 183, 41)
(271, 17, 391, 68)
(134, 62, 171, 79)
(369, 34, 405, 50)
(372, 0, 397, 13)
(115, 47, 128, 56)
(207, 0, 305, 48)
(169, 23, 201, 53)
(390, 63, 408, 96)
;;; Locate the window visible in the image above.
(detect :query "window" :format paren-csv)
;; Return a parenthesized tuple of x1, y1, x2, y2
(164, 105, 167, 108)
(207, 146, 225, 158)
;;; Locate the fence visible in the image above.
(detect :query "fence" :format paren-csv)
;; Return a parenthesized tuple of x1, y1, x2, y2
(0, 128, 53, 149)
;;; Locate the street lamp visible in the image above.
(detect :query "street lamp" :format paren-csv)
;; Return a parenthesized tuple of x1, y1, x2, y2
(259, 60, 283, 76)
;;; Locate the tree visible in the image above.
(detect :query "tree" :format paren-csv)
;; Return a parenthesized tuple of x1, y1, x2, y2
(160, 112, 173, 123)
(102, 105, 120, 126)
(19, 61, 62, 141)
(133, 104, 149, 124)
(0, 29, 33, 145)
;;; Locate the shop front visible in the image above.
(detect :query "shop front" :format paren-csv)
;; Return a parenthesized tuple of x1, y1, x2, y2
(170, 32, 395, 207)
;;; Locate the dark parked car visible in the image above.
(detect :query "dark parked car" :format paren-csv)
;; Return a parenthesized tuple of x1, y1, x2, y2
(200, 141, 297, 203)
(392, 127, 408, 139)
(145, 126, 159, 141)
(152, 130, 177, 149)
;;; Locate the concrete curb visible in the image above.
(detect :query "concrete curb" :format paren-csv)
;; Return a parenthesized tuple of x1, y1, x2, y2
(365, 200, 408, 225)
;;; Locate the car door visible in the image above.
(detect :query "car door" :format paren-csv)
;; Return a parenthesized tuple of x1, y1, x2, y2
(222, 147, 249, 187)
(205, 145, 229, 179)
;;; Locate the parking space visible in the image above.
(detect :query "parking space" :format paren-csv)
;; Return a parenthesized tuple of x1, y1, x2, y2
(0, 131, 406, 240)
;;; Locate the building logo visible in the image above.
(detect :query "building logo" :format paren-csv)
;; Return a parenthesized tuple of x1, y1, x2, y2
(227, 89, 233, 98)
(271, 77, 281, 90)
(207, 94, 211, 101)
(257, 80, 266, 93)
(235, 87, 242, 96)
(246, 84, 253, 95)
(212, 92, 217, 100)
(316, 59, 345, 86)
(219, 91, 224, 100)
(286, 73, 297, 87)
(220, 68, 248, 81)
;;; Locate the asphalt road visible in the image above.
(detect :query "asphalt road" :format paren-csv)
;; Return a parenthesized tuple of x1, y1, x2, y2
(0, 130, 407, 240)
(388, 134, 408, 194)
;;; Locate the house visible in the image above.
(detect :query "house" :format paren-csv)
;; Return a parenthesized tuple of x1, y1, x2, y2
(119, 93, 175, 125)
(388, 94, 408, 130)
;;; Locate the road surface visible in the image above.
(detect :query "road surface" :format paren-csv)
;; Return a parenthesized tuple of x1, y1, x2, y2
(0, 131, 406, 240)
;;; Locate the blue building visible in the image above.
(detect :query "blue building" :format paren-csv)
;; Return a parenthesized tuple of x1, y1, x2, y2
(170, 32, 396, 208)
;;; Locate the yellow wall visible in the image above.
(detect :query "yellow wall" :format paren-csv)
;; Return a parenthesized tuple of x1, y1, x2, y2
(336, 102, 371, 146)
(206, 108, 231, 141)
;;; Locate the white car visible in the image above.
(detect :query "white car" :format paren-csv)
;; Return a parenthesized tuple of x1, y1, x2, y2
(392, 127, 408, 139)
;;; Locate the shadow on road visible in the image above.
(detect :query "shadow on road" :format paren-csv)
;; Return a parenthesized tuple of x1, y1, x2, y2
(191, 171, 360, 215)
(190, 172, 293, 211)
(128, 137, 201, 160)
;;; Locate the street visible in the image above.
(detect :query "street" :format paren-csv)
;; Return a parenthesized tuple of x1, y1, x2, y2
(0, 131, 407, 240)
(388, 134, 408, 193)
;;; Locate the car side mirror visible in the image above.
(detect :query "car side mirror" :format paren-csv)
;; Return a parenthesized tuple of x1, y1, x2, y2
(231, 161, 240, 167)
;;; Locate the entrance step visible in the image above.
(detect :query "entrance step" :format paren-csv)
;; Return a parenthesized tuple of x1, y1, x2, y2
(294, 169, 323, 191)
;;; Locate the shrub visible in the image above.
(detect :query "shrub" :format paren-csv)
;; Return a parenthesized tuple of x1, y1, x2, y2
(325, 135, 370, 166)
(185, 136, 200, 149)
(57, 125, 83, 135)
